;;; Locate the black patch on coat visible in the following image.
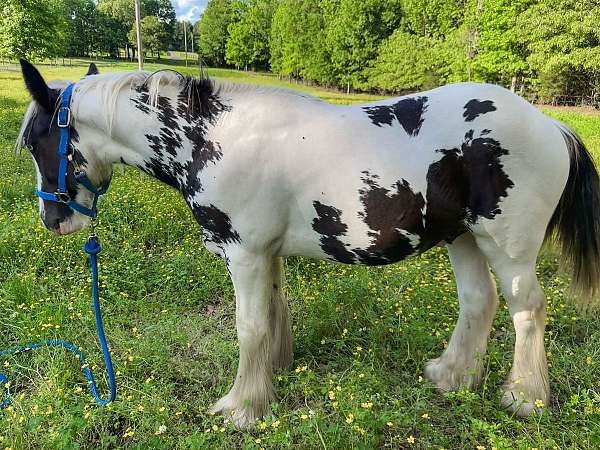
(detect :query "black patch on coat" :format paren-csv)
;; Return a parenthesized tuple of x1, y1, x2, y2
(176, 76, 216, 121)
(312, 201, 356, 264)
(432, 130, 514, 225)
(132, 84, 151, 114)
(352, 172, 425, 265)
(423, 149, 469, 247)
(363, 96, 428, 137)
(463, 99, 497, 122)
(311, 129, 514, 265)
(193, 204, 241, 245)
(131, 73, 230, 196)
(177, 91, 230, 196)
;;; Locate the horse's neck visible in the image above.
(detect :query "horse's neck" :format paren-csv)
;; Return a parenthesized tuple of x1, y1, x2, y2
(103, 86, 233, 193)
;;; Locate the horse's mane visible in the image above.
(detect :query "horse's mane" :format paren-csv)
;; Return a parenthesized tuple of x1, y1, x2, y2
(75, 69, 215, 134)
(16, 70, 215, 148)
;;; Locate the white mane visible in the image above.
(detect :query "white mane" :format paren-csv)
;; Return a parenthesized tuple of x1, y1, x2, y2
(74, 70, 189, 134)
(16, 69, 321, 150)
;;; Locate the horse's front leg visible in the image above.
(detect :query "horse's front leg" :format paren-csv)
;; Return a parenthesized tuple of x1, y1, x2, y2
(210, 249, 276, 428)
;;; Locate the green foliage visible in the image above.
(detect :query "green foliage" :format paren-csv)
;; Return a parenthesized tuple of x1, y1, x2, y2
(3, 0, 600, 100)
(517, 0, 600, 100)
(269, 0, 334, 83)
(96, 0, 133, 56)
(63, 0, 98, 57)
(173, 21, 195, 52)
(323, 0, 402, 89)
(226, 0, 276, 69)
(144, 0, 176, 44)
(197, 0, 237, 67)
(367, 31, 433, 92)
(98, 0, 177, 57)
(400, 0, 465, 38)
(472, 0, 533, 85)
(0, 0, 66, 60)
(128, 15, 168, 58)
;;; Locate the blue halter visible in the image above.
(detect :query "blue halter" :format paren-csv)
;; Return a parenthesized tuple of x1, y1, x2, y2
(34, 83, 110, 218)
(1, 83, 117, 409)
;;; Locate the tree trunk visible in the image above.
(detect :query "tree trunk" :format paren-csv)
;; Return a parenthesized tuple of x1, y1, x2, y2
(510, 75, 517, 93)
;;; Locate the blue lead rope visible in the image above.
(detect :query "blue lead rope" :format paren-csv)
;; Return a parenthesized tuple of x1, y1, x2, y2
(1, 236, 116, 408)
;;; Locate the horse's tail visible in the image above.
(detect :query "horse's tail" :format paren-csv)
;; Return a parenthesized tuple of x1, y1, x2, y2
(545, 121, 600, 304)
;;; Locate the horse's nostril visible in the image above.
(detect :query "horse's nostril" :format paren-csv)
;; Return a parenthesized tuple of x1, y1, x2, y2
(48, 217, 61, 232)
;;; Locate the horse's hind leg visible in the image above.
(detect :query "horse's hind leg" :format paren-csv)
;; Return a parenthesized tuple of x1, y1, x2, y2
(425, 233, 499, 390)
(210, 248, 276, 428)
(270, 257, 294, 370)
(474, 216, 550, 416)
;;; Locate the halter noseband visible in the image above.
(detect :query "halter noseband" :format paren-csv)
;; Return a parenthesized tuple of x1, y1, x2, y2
(34, 83, 110, 218)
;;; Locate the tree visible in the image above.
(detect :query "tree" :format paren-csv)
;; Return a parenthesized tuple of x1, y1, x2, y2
(128, 15, 167, 59)
(516, 0, 600, 101)
(0, 0, 66, 60)
(367, 31, 434, 93)
(400, 0, 465, 38)
(197, 0, 237, 67)
(470, 0, 533, 89)
(226, 0, 276, 69)
(97, 0, 133, 58)
(144, 0, 176, 49)
(270, 0, 333, 84)
(323, 0, 403, 90)
(63, 0, 98, 57)
(97, 0, 175, 59)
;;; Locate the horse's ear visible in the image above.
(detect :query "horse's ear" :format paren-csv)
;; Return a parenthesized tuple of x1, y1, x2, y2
(20, 59, 52, 111)
(86, 63, 99, 76)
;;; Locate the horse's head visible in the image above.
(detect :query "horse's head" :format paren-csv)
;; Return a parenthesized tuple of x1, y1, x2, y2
(17, 59, 110, 235)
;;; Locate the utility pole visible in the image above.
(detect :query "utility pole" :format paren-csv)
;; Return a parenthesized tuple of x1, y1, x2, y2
(190, 25, 194, 54)
(184, 22, 188, 67)
(134, 0, 144, 70)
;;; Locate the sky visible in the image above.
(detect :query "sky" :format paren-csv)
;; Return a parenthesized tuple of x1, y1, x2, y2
(174, 0, 207, 23)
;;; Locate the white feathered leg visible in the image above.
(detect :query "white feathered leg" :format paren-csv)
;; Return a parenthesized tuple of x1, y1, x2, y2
(425, 233, 499, 390)
(475, 225, 550, 417)
(487, 258, 549, 416)
(210, 250, 276, 429)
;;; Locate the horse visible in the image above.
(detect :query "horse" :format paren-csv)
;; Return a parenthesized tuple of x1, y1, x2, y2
(16, 59, 600, 429)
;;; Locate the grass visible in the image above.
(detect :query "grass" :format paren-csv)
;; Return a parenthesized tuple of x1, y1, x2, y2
(0, 59, 599, 449)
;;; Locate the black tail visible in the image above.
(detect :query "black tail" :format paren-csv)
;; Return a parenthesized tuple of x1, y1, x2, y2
(546, 123, 600, 303)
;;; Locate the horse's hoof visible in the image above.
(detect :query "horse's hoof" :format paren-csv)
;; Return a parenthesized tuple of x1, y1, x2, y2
(209, 394, 270, 430)
(424, 357, 478, 391)
(500, 388, 546, 417)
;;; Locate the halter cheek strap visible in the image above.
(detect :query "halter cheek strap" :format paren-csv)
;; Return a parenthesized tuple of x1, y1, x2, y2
(34, 83, 110, 218)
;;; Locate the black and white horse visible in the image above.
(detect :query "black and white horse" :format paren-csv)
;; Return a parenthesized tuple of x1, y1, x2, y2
(17, 60, 600, 428)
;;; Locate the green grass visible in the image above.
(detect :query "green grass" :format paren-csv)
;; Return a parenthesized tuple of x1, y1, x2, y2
(0, 60, 599, 449)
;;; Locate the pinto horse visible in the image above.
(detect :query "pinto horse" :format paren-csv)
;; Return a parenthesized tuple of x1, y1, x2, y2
(16, 60, 600, 428)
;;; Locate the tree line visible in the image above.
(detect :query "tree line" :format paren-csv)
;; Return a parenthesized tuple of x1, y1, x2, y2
(0, 0, 194, 61)
(197, 0, 600, 102)
(1, 0, 599, 102)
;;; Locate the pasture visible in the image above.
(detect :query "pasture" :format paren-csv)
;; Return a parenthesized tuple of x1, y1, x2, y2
(0, 60, 599, 449)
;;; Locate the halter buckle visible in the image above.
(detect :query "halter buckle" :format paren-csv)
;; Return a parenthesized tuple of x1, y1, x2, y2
(55, 191, 71, 203)
(57, 107, 71, 128)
